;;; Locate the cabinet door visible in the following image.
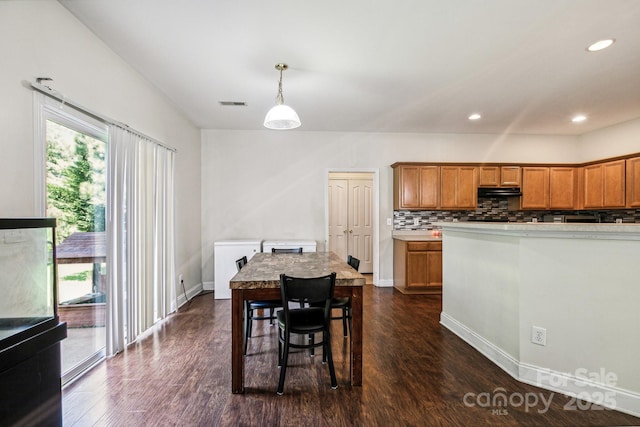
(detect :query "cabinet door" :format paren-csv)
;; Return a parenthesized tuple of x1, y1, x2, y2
(419, 166, 440, 209)
(583, 164, 603, 208)
(549, 167, 577, 209)
(440, 166, 477, 209)
(398, 166, 420, 209)
(521, 167, 549, 209)
(500, 166, 521, 186)
(426, 250, 442, 287)
(457, 166, 478, 208)
(603, 160, 625, 207)
(406, 251, 428, 288)
(584, 160, 625, 208)
(626, 157, 640, 207)
(440, 166, 458, 209)
(479, 167, 500, 186)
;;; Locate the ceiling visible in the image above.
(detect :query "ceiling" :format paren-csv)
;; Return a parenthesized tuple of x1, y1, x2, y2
(59, 0, 640, 135)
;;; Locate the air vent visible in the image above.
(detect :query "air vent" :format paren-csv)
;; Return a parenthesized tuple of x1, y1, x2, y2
(219, 101, 247, 106)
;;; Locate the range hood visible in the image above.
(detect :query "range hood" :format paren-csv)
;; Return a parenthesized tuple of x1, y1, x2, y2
(478, 187, 522, 197)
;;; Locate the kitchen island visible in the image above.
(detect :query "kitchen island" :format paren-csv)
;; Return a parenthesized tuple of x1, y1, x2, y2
(436, 221, 640, 417)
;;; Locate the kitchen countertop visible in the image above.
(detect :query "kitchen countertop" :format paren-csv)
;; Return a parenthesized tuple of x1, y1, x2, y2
(392, 230, 442, 241)
(433, 221, 640, 241)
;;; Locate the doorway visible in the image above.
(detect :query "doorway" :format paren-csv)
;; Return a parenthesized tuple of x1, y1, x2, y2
(327, 172, 375, 274)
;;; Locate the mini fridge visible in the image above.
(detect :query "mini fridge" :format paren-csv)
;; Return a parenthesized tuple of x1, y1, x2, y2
(214, 239, 262, 299)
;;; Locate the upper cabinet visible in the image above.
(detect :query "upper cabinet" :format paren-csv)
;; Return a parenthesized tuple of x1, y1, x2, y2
(549, 167, 578, 209)
(521, 167, 550, 209)
(583, 160, 625, 208)
(441, 166, 478, 209)
(521, 166, 578, 210)
(393, 164, 440, 210)
(479, 166, 521, 187)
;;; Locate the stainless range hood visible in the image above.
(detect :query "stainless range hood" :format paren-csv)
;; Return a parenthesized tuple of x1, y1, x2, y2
(478, 187, 522, 197)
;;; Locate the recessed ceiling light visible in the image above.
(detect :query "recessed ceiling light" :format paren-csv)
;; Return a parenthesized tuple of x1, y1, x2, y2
(586, 39, 615, 52)
(572, 114, 587, 123)
(468, 113, 481, 120)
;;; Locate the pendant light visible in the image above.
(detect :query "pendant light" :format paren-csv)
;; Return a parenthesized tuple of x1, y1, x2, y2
(263, 63, 301, 130)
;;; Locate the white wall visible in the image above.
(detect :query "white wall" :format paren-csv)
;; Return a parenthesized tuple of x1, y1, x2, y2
(577, 118, 640, 162)
(0, 1, 202, 296)
(201, 129, 578, 285)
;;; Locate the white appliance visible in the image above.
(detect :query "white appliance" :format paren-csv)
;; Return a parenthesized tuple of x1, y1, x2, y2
(262, 239, 317, 253)
(214, 239, 262, 300)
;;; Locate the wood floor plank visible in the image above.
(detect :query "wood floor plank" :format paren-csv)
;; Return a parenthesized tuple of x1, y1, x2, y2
(62, 285, 640, 426)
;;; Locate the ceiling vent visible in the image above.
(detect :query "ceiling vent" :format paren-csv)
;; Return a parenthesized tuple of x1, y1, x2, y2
(219, 101, 247, 106)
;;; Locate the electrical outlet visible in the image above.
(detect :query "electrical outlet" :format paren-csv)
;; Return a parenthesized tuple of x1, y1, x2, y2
(532, 326, 546, 346)
(386, 218, 392, 226)
(179, 274, 183, 284)
(413, 217, 420, 226)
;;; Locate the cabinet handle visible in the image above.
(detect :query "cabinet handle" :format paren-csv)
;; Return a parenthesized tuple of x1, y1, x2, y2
(349, 229, 353, 233)
(343, 230, 347, 234)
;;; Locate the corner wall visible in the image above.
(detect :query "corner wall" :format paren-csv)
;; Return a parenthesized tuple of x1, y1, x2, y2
(0, 1, 202, 296)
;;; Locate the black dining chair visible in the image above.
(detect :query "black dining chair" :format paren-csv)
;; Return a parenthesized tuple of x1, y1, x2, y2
(237, 256, 282, 355)
(271, 247, 303, 254)
(276, 273, 338, 395)
(309, 255, 359, 337)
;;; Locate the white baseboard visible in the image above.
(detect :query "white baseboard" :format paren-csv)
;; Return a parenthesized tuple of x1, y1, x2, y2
(440, 312, 519, 379)
(440, 312, 640, 418)
(375, 279, 394, 287)
(202, 280, 214, 291)
(177, 282, 203, 307)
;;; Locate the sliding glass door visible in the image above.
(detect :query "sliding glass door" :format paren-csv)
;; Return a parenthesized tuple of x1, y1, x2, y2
(43, 104, 108, 384)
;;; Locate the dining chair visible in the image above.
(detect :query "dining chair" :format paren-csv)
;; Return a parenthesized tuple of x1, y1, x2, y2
(311, 255, 359, 337)
(271, 247, 303, 254)
(276, 273, 338, 395)
(237, 256, 282, 355)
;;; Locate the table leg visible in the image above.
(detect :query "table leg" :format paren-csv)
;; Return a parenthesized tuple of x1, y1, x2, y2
(350, 286, 363, 386)
(232, 289, 244, 393)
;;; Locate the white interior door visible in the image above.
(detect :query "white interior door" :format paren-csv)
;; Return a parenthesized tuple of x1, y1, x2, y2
(348, 179, 373, 273)
(328, 173, 374, 273)
(328, 179, 348, 261)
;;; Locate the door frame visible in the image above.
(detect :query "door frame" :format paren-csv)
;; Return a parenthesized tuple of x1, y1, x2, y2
(324, 168, 379, 286)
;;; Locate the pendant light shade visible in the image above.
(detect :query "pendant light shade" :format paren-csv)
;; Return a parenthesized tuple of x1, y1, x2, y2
(264, 63, 301, 130)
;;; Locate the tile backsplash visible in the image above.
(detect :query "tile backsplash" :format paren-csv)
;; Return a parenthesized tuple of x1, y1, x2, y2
(394, 197, 640, 230)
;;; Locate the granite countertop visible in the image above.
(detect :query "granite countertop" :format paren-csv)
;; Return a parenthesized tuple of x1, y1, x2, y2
(229, 252, 365, 289)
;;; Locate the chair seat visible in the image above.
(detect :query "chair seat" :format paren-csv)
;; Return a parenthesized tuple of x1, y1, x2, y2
(248, 300, 281, 309)
(330, 297, 350, 308)
(277, 308, 325, 333)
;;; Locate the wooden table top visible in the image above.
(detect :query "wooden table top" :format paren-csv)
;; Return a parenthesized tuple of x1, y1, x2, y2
(229, 252, 365, 289)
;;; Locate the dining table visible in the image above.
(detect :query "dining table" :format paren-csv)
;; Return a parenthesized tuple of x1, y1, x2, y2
(228, 251, 365, 393)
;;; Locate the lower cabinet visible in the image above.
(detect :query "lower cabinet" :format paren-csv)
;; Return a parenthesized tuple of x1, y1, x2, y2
(393, 239, 442, 294)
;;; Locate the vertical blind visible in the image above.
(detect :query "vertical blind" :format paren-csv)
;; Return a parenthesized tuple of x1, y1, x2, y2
(106, 125, 176, 355)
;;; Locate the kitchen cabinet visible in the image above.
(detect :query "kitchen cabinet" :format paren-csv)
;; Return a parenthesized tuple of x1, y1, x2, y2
(549, 167, 578, 209)
(440, 166, 478, 209)
(521, 166, 578, 209)
(393, 164, 439, 210)
(479, 166, 520, 187)
(583, 160, 625, 208)
(626, 157, 640, 207)
(393, 239, 442, 294)
(521, 167, 550, 209)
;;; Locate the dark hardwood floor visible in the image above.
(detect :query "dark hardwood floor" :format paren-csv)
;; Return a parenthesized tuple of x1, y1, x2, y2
(62, 283, 640, 426)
